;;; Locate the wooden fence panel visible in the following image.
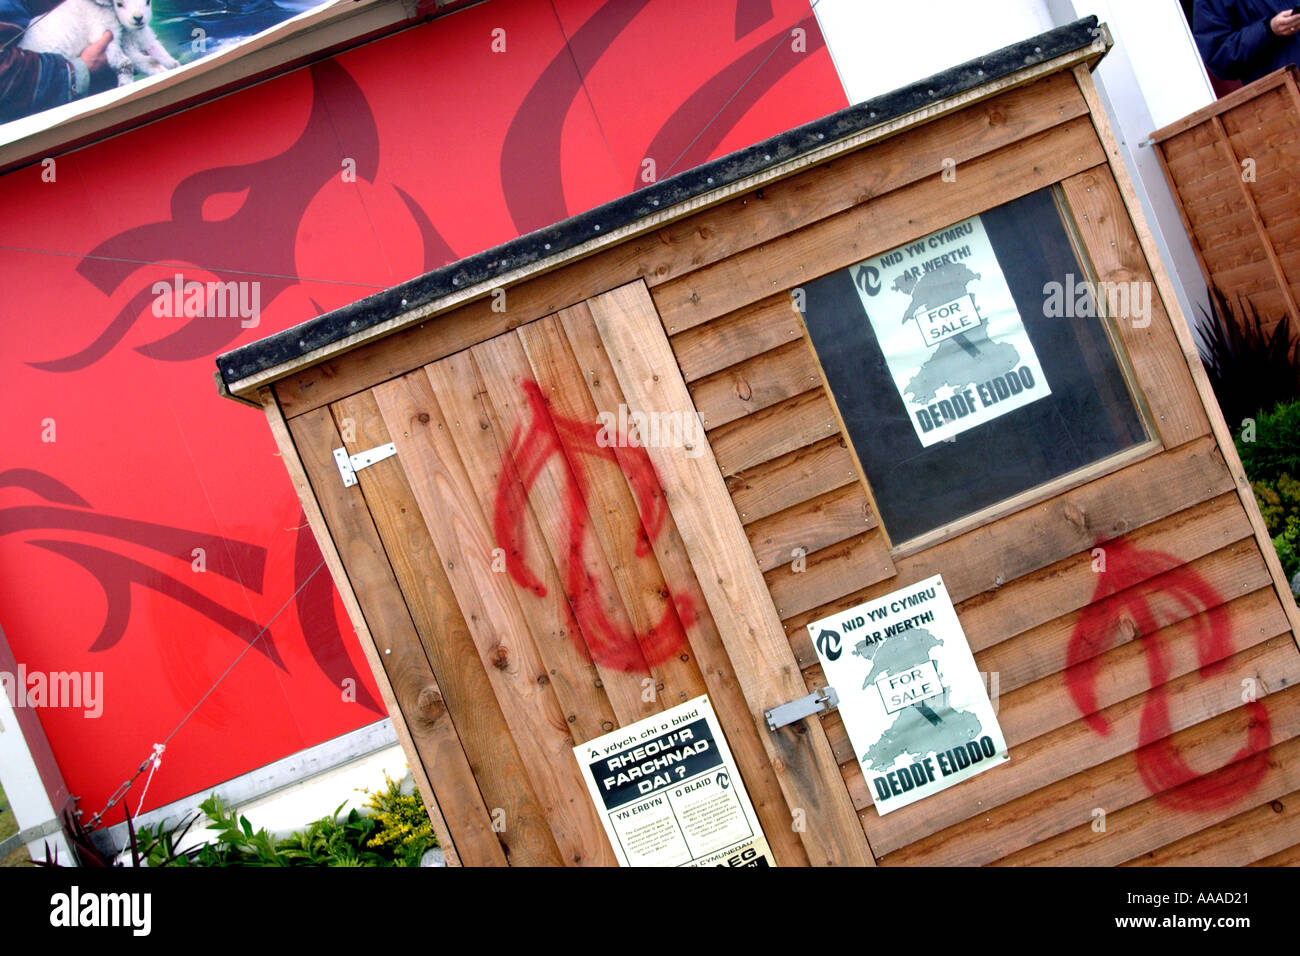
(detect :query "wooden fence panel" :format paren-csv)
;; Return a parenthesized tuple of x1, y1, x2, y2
(1152, 67, 1300, 337)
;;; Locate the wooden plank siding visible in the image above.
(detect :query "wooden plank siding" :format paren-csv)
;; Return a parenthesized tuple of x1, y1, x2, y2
(588, 282, 874, 866)
(271, 71, 1095, 418)
(633, 64, 1300, 866)
(325, 392, 555, 866)
(1151, 66, 1300, 339)
(282, 405, 515, 867)
(371, 367, 619, 866)
(313, 302, 822, 866)
(240, 56, 1300, 866)
(554, 300, 813, 867)
(650, 117, 1107, 333)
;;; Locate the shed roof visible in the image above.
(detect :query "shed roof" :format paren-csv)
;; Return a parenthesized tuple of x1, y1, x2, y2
(216, 15, 1109, 399)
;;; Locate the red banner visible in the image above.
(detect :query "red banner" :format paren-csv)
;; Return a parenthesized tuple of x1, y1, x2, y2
(0, 0, 845, 820)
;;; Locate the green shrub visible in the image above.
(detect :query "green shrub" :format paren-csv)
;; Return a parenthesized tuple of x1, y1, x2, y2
(1272, 528, 1300, 583)
(272, 801, 388, 867)
(363, 772, 438, 867)
(1237, 399, 1300, 481)
(1233, 396, 1300, 583)
(134, 770, 436, 867)
(1251, 473, 1300, 582)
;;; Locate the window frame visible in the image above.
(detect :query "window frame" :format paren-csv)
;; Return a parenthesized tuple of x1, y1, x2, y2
(796, 182, 1164, 558)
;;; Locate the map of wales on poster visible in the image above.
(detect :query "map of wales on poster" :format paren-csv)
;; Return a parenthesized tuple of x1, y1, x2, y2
(808, 575, 1009, 815)
(849, 214, 1051, 447)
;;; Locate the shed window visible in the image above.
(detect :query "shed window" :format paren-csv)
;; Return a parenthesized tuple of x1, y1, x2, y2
(801, 187, 1149, 545)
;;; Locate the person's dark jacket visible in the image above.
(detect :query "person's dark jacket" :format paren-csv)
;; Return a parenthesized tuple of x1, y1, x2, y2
(0, 0, 87, 124)
(1194, 0, 1300, 82)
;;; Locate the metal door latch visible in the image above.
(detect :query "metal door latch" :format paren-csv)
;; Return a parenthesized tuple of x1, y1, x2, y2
(765, 686, 838, 730)
(334, 443, 397, 487)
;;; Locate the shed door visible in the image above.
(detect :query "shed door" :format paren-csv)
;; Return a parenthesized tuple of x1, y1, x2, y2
(287, 281, 870, 866)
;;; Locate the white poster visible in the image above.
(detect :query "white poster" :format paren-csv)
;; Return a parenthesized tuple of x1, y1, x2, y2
(574, 694, 775, 867)
(849, 214, 1051, 446)
(808, 574, 1008, 815)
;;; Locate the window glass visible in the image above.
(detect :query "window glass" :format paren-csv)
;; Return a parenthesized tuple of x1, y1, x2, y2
(801, 187, 1149, 544)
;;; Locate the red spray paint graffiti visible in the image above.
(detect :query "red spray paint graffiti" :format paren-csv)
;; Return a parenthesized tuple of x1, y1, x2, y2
(493, 380, 690, 672)
(1064, 538, 1271, 811)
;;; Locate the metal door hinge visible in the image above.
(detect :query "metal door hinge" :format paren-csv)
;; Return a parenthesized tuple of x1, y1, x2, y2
(334, 443, 397, 487)
(765, 686, 838, 731)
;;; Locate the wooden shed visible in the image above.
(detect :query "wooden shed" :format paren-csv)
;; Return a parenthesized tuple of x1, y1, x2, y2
(216, 17, 1300, 867)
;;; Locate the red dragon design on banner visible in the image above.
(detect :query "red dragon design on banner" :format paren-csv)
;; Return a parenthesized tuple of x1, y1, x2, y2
(0, 0, 845, 819)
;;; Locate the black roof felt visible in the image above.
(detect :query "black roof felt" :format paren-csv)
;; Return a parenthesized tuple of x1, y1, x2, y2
(217, 15, 1105, 390)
